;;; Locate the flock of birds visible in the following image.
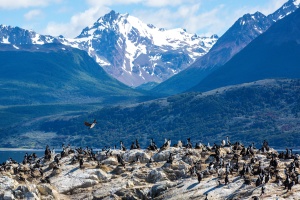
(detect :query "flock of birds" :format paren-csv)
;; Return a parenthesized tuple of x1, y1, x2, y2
(0, 134, 300, 200)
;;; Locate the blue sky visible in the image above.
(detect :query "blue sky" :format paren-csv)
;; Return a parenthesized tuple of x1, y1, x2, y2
(0, 0, 287, 38)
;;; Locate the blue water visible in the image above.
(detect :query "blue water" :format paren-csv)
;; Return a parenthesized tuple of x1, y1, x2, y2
(0, 150, 45, 164)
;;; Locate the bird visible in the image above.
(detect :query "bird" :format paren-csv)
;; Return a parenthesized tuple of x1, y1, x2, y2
(84, 119, 97, 129)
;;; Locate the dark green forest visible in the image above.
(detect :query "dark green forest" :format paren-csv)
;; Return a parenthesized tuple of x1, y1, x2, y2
(3, 79, 299, 149)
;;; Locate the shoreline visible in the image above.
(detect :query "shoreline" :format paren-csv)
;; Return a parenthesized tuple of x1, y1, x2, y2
(0, 148, 103, 151)
(0, 148, 45, 151)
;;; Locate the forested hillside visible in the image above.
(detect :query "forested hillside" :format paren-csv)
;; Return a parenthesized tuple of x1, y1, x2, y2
(2, 79, 299, 149)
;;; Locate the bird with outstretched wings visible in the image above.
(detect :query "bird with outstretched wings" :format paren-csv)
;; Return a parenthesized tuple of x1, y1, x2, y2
(84, 119, 97, 129)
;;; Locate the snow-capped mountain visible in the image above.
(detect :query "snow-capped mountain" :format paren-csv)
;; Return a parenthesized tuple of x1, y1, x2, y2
(58, 10, 218, 87)
(268, 0, 300, 21)
(191, 5, 300, 93)
(151, 12, 274, 95)
(152, 0, 300, 95)
(0, 25, 59, 48)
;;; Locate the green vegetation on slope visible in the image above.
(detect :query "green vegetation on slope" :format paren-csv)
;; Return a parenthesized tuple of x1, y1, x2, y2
(3, 79, 299, 149)
(0, 45, 144, 105)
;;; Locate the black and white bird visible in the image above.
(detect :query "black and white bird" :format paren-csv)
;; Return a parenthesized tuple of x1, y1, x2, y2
(84, 119, 97, 129)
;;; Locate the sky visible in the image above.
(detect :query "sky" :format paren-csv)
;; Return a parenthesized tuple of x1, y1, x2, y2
(0, 0, 288, 38)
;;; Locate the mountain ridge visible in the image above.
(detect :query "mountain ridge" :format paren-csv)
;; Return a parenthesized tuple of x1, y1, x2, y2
(190, 5, 300, 92)
(151, 0, 300, 95)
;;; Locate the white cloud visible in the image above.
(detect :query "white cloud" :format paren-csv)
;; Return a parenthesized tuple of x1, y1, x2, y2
(86, 0, 197, 7)
(259, 0, 287, 15)
(184, 6, 224, 35)
(43, 6, 110, 38)
(145, 0, 196, 7)
(133, 8, 176, 30)
(0, 0, 62, 9)
(86, 0, 143, 7)
(229, 0, 288, 19)
(177, 3, 200, 17)
(41, 0, 290, 39)
(24, 9, 42, 20)
(133, 3, 225, 36)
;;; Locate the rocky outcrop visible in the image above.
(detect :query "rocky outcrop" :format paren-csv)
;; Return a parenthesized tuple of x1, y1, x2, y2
(1, 144, 300, 200)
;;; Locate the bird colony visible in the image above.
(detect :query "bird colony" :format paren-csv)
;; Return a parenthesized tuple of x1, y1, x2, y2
(1, 138, 300, 200)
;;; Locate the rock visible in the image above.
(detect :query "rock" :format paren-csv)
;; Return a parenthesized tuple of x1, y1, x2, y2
(2, 144, 299, 200)
(3, 190, 14, 200)
(182, 155, 199, 165)
(48, 162, 57, 169)
(123, 149, 151, 163)
(152, 148, 180, 162)
(50, 168, 62, 176)
(88, 169, 111, 182)
(126, 180, 134, 188)
(32, 169, 42, 177)
(12, 185, 39, 200)
(222, 147, 232, 154)
(24, 191, 39, 200)
(52, 171, 99, 194)
(205, 155, 215, 164)
(132, 169, 148, 180)
(150, 181, 174, 198)
(102, 156, 118, 165)
(162, 161, 189, 180)
(111, 165, 126, 175)
(146, 169, 168, 183)
(115, 188, 139, 199)
(37, 184, 53, 196)
(13, 189, 25, 199)
(0, 176, 16, 191)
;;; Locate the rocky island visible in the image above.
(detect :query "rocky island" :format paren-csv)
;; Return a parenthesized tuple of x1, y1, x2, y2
(1, 139, 299, 200)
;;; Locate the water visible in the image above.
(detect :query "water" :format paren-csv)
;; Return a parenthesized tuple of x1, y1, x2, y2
(0, 150, 45, 163)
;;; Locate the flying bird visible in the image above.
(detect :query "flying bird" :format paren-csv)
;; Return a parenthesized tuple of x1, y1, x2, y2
(84, 119, 97, 129)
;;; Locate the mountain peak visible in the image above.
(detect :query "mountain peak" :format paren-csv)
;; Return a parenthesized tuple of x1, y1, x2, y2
(62, 11, 218, 87)
(96, 10, 132, 25)
(102, 10, 121, 22)
(238, 12, 266, 25)
(191, 6, 300, 93)
(268, 0, 300, 21)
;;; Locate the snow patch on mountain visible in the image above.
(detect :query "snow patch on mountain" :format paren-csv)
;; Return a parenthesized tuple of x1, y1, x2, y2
(2, 36, 9, 44)
(293, 0, 300, 6)
(0, 25, 59, 46)
(58, 11, 218, 87)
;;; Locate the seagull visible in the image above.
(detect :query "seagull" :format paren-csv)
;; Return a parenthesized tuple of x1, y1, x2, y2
(84, 119, 97, 129)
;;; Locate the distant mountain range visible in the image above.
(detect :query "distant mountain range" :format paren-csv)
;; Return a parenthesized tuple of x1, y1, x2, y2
(152, 0, 300, 95)
(191, 5, 300, 92)
(0, 12, 218, 88)
(1, 0, 300, 148)
(1, 0, 298, 91)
